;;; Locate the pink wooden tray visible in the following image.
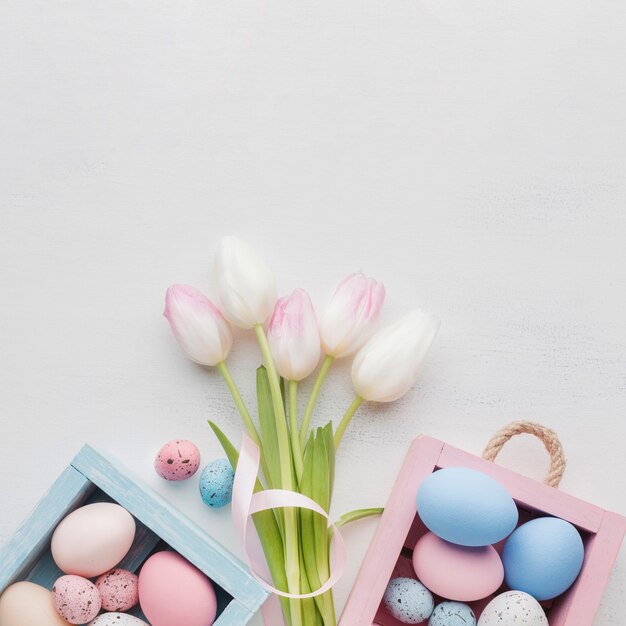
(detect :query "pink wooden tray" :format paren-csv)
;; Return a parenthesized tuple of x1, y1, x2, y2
(339, 434, 626, 626)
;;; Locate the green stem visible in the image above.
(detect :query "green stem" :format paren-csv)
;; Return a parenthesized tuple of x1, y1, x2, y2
(333, 395, 364, 450)
(300, 355, 334, 449)
(289, 380, 304, 482)
(216, 361, 262, 448)
(216, 361, 270, 481)
(254, 324, 302, 626)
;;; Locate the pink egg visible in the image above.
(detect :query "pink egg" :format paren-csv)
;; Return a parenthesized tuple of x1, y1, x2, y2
(96, 568, 139, 611)
(155, 440, 201, 481)
(52, 575, 102, 624)
(412, 532, 504, 602)
(138, 551, 217, 626)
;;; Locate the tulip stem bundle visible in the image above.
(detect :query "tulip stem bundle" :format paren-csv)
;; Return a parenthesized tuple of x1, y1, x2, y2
(164, 237, 440, 626)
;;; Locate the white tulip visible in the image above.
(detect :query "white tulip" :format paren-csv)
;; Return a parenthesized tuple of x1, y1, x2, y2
(268, 289, 321, 381)
(351, 309, 440, 402)
(320, 272, 385, 358)
(214, 236, 278, 329)
(164, 285, 233, 366)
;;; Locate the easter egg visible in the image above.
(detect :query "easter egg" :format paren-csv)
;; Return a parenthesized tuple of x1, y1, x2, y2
(138, 551, 217, 626)
(417, 467, 518, 547)
(52, 575, 101, 624)
(429, 601, 476, 626)
(382, 577, 434, 624)
(199, 459, 235, 508)
(502, 517, 584, 601)
(96, 568, 139, 611)
(89, 614, 149, 626)
(51, 502, 136, 577)
(413, 532, 504, 602)
(0, 581, 67, 626)
(155, 439, 201, 481)
(477, 591, 548, 625)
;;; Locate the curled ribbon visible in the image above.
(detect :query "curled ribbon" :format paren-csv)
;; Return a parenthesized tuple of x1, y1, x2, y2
(232, 434, 347, 624)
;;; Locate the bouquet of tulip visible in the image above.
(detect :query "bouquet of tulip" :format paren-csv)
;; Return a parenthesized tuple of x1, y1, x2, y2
(163, 237, 440, 626)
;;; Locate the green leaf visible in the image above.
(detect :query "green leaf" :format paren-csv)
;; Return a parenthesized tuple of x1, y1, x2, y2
(257, 366, 282, 490)
(208, 421, 292, 625)
(335, 508, 384, 528)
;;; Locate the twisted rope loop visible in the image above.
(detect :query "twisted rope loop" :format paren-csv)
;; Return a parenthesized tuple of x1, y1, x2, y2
(482, 421, 566, 488)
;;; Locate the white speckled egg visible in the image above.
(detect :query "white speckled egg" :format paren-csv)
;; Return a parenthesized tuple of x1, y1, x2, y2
(478, 591, 548, 625)
(199, 459, 235, 508)
(430, 601, 476, 626)
(52, 575, 101, 624)
(383, 577, 434, 624)
(96, 568, 139, 611)
(89, 613, 149, 626)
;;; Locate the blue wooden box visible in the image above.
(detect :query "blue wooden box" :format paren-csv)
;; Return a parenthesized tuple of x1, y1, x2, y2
(0, 445, 268, 625)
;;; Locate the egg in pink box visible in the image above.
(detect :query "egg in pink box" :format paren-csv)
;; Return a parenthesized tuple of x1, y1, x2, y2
(155, 439, 201, 481)
(138, 550, 217, 626)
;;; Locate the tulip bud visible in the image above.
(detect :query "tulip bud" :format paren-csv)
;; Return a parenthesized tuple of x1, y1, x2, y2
(214, 236, 278, 329)
(319, 273, 385, 358)
(267, 289, 321, 381)
(164, 285, 233, 366)
(351, 309, 440, 402)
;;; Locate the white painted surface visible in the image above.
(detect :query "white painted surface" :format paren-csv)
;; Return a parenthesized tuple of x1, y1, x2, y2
(1, 1, 625, 623)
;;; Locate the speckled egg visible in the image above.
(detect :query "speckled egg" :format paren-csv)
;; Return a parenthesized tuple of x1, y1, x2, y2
(429, 601, 476, 626)
(96, 568, 139, 611)
(52, 575, 102, 624)
(155, 439, 201, 481)
(199, 459, 235, 508)
(477, 591, 548, 625)
(383, 577, 434, 624)
(89, 613, 149, 626)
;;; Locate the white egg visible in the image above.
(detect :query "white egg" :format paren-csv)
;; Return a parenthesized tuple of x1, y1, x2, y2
(51, 502, 136, 577)
(478, 591, 548, 625)
(89, 613, 149, 625)
(0, 581, 67, 626)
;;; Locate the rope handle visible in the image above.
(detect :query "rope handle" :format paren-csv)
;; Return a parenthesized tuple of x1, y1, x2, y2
(482, 421, 566, 488)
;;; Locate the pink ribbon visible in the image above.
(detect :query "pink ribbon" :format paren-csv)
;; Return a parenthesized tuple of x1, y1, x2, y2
(232, 434, 348, 625)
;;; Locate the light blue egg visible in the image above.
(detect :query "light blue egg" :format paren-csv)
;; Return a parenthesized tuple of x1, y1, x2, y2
(199, 458, 235, 508)
(429, 601, 476, 626)
(417, 467, 518, 547)
(383, 577, 434, 624)
(502, 516, 584, 601)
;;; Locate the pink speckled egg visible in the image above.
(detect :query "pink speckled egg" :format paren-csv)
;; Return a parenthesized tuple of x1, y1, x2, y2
(96, 568, 139, 612)
(52, 575, 102, 624)
(412, 532, 504, 602)
(138, 551, 217, 626)
(155, 439, 201, 481)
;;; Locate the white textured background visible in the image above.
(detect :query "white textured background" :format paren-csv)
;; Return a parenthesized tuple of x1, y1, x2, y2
(1, 1, 625, 623)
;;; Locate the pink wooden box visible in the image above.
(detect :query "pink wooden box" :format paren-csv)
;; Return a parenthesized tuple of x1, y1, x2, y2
(339, 435, 626, 626)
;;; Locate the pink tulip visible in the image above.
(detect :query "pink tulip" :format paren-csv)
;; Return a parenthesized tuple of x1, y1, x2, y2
(268, 289, 321, 381)
(164, 285, 233, 366)
(319, 273, 385, 358)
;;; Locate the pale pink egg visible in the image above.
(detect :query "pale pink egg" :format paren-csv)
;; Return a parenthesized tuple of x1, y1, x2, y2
(154, 440, 201, 481)
(138, 551, 217, 626)
(96, 568, 139, 611)
(52, 575, 102, 624)
(412, 532, 504, 602)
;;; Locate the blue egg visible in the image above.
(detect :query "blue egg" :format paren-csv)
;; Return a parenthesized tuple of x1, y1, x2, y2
(417, 467, 518, 547)
(383, 577, 434, 624)
(502, 517, 584, 601)
(199, 459, 235, 508)
(429, 601, 476, 626)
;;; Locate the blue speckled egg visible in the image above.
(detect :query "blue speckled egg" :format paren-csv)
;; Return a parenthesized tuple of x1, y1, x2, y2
(199, 459, 235, 508)
(502, 516, 584, 601)
(383, 577, 434, 624)
(429, 601, 476, 626)
(417, 467, 518, 547)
